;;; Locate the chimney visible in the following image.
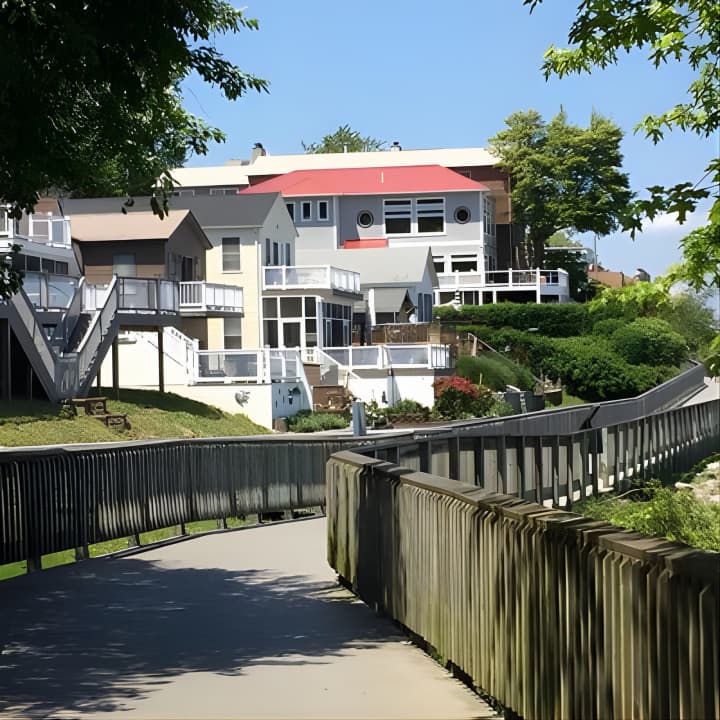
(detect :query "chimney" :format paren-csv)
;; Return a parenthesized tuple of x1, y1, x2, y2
(251, 142, 266, 162)
(390, 141, 402, 152)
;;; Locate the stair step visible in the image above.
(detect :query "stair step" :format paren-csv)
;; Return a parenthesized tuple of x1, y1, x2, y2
(93, 413, 130, 431)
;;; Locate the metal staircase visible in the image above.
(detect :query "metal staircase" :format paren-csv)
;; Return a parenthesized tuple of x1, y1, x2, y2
(5, 277, 120, 401)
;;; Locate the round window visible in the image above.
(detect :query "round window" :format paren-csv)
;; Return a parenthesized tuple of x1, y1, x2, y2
(357, 210, 374, 228)
(454, 206, 471, 224)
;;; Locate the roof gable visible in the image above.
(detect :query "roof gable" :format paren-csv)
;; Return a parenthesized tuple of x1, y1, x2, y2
(240, 165, 489, 198)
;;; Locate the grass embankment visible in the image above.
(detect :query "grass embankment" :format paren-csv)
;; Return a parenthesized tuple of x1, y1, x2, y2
(0, 387, 268, 447)
(0, 518, 252, 582)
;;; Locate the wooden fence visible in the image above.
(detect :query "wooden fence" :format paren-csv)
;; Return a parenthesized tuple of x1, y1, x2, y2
(327, 451, 720, 720)
(0, 436, 369, 567)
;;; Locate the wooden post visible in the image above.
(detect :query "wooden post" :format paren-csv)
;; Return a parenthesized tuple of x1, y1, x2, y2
(0, 319, 10, 401)
(112, 335, 120, 399)
(157, 328, 165, 393)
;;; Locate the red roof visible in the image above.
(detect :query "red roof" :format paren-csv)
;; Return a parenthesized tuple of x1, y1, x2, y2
(343, 238, 388, 249)
(239, 165, 489, 197)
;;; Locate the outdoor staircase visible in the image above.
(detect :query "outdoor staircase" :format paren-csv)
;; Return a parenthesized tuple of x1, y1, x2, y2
(4, 278, 120, 402)
(302, 361, 353, 412)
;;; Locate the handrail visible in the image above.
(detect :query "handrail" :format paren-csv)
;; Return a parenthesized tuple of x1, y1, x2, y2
(5, 286, 59, 396)
(50, 277, 85, 347)
(77, 276, 118, 390)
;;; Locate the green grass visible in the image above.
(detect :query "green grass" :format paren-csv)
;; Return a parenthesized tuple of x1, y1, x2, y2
(0, 517, 253, 582)
(0, 387, 269, 447)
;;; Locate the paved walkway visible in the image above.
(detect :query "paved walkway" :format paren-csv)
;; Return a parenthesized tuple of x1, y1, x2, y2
(683, 376, 720, 406)
(0, 518, 495, 719)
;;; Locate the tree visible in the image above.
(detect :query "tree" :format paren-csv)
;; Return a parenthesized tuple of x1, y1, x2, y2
(0, 1, 267, 217)
(489, 109, 632, 266)
(302, 125, 385, 154)
(544, 231, 594, 300)
(523, 0, 719, 371)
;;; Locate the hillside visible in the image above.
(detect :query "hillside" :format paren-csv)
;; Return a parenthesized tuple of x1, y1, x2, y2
(0, 388, 268, 448)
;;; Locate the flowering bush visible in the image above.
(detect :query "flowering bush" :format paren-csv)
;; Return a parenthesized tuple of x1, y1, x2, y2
(433, 376, 495, 419)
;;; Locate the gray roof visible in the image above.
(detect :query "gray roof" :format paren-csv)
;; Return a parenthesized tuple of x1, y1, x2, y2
(373, 288, 413, 313)
(62, 193, 281, 229)
(296, 246, 437, 287)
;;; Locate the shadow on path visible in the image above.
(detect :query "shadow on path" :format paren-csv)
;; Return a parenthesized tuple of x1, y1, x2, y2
(0, 539, 393, 717)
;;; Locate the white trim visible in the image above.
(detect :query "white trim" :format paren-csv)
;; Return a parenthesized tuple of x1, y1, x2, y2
(300, 200, 312, 222)
(316, 199, 330, 222)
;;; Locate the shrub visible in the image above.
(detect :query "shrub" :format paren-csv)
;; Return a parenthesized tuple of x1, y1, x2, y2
(287, 411, 347, 433)
(611, 318, 688, 366)
(456, 353, 534, 391)
(591, 318, 625, 337)
(434, 302, 591, 337)
(433, 376, 495, 419)
(385, 399, 430, 422)
(578, 480, 720, 552)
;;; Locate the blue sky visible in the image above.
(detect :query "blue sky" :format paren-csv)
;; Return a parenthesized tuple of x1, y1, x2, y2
(181, 0, 717, 278)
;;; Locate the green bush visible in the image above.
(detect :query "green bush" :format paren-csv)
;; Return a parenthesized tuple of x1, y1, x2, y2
(287, 411, 348, 433)
(591, 318, 625, 337)
(611, 318, 688, 366)
(578, 480, 720, 552)
(456, 353, 534, 391)
(384, 399, 430, 421)
(435, 302, 591, 336)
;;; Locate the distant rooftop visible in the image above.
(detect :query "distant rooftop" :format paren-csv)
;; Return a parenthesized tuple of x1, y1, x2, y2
(239, 165, 489, 198)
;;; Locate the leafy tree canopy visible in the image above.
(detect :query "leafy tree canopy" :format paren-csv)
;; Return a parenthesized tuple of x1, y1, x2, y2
(546, 230, 583, 248)
(489, 108, 632, 265)
(302, 125, 385, 153)
(0, 1, 268, 217)
(524, 0, 719, 285)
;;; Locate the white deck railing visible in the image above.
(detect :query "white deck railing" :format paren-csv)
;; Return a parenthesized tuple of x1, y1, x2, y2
(179, 281, 243, 313)
(263, 265, 361, 293)
(193, 348, 304, 384)
(437, 268, 570, 293)
(323, 344, 452, 370)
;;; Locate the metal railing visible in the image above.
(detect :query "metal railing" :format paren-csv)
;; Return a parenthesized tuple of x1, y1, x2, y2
(117, 277, 178, 312)
(263, 265, 361, 293)
(50, 277, 85, 348)
(436, 268, 570, 292)
(193, 348, 304, 384)
(76, 276, 118, 392)
(179, 281, 244, 313)
(322, 344, 452, 370)
(22, 271, 79, 310)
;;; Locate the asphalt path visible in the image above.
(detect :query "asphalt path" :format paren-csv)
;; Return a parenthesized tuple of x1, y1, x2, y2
(0, 517, 495, 719)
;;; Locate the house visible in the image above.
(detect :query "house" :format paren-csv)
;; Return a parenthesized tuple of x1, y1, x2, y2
(172, 143, 524, 269)
(295, 246, 437, 333)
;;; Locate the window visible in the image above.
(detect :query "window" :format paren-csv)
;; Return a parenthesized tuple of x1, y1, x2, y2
(317, 200, 329, 221)
(265, 238, 272, 265)
(357, 210, 374, 228)
(173, 189, 195, 197)
(383, 198, 445, 234)
(284, 242, 291, 265)
(286, 202, 295, 221)
(483, 196, 496, 236)
(221, 237, 241, 272)
(416, 198, 444, 233)
(224, 317, 243, 349)
(56, 261, 69, 275)
(450, 255, 478, 273)
(112, 254, 136, 277)
(301, 201, 312, 221)
(433, 256, 446, 274)
(273, 242, 280, 265)
(384, 199, 411, 234)
(209, 187, 235, 196)
(454, 206, 471, 224)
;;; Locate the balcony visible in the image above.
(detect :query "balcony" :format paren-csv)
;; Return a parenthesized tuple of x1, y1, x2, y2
(1, 207, 72, 247)
(22, 271, 79, 310)
(436, 268, 570, 299)
(84, 277, 179, 322)
(323, 344, 452, 370)
(263, 265, 361, 295)
(193, 348, 303, 384)
(179, 281, 244, 316)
